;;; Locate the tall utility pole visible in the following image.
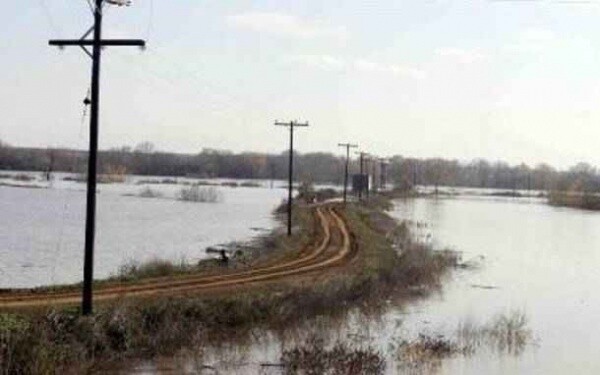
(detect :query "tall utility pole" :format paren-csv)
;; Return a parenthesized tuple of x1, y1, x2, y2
(49, 0, 145, 315)
(275, 120, 309, 236)
(338, 143, 358, 204)
(356, 151, 369, 200)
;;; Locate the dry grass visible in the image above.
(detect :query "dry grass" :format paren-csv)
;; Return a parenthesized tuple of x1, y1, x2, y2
(281, 337, 385, 375)
(115, 258, 190, 281)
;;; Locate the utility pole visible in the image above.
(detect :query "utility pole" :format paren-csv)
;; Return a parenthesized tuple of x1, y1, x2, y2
(338, 143, 358, 204)
(356, 151, 369, 200)
(275, 120, 309, 236)
(379, 158, 389, 191)
(49, 0, 145, 316)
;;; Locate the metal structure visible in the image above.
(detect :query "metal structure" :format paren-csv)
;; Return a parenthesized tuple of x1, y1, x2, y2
(338, 143, 358, 204)
(275, 120, 309, 236)
(49, 0, 145, 315)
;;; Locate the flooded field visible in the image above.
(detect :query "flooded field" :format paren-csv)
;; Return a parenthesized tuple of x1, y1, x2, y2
(130, 195, 600, 374)
(391, 196, 600, 374)
(4, 174, 600, 373)
(0, 171, 286, 288)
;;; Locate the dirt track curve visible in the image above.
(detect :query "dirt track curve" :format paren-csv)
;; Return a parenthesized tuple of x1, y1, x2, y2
(0, 205, 355, 309)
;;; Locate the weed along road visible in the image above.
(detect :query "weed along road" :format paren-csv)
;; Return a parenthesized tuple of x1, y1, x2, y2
(0, 204, 354, 310)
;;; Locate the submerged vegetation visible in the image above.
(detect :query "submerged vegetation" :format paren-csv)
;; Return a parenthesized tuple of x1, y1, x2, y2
(281, 337, 386, 375)
(137, 186, 163, 199)
(396, 311, 533, 373)
(177, 185, 223, 203)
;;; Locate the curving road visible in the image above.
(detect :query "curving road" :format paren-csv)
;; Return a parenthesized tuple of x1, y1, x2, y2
(0, 205, 355, 309)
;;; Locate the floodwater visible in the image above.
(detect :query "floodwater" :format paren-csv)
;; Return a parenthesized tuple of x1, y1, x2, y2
(148, 194, 600, 374)
(131, 193, 600, 374)
(0, 172, 286, 288)
(390, 196, 600, 374)
(4, 173, 600, 373)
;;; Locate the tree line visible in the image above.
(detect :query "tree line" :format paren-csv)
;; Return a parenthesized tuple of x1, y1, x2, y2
(1, 140, 600, 192)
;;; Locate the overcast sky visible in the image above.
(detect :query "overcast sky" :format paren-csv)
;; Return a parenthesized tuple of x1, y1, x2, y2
(2, 1, 600, 168)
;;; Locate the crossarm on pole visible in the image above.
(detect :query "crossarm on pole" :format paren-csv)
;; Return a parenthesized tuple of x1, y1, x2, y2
(49, 39, 146, 47)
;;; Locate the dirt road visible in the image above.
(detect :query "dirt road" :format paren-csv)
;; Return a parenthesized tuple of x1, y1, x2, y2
(0, 205, 355, 309)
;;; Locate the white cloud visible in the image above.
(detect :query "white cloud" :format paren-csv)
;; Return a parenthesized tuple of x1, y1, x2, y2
(283, 55, 426, 79)
(283, 54, 346, 71)
(354, 59, 427, 79)
(436, 47, 487, 64)
(521, 28, 555, 43)
(508, 28, 556, 53)
(227, 12, 348, 40)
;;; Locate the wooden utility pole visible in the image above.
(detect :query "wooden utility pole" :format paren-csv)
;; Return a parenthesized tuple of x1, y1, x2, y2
(356, 151, 369, 200)
(338, 143, 358, 204)
(275, 120, 309, 236)
(49, 0, 145, 315)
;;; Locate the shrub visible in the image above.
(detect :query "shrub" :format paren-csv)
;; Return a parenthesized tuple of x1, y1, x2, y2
(138, 187, 163, 198)
(178, 185, 223, 203)
(116, 259, 188, 281)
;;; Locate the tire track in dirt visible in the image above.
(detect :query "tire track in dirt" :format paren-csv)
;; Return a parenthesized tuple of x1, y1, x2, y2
(0, 205, 354, 309)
